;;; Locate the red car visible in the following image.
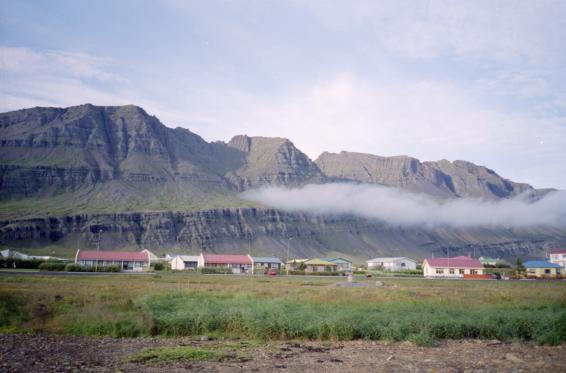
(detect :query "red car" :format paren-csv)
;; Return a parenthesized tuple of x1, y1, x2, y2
(265, 268, 278, 276)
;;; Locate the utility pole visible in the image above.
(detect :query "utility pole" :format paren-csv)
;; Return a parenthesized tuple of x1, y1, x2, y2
(286, 236, 293, 276)
(95, 229, 102, 272)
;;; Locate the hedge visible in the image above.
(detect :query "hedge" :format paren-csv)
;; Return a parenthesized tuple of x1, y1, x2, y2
(38, 262, 67, 271)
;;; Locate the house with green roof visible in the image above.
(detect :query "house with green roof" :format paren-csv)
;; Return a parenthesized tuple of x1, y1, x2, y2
(320, 257, 352, 272)
(304, 258, 337, 273)
(523, 260, 562, 278)
(479, 256, 509, 267)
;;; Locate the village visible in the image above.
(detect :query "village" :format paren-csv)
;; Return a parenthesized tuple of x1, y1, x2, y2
(3, 247, 564, 280)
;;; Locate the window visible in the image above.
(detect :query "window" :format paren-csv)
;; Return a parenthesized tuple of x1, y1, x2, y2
(312, 266, 318, 272)
(459, 269, 465, 275)
(436, 268, 444, 274)
(401, 262, 406, 267)
(528, 268, 536, 273)
(471, 269, 478, 275)
(449, 269, 455, 274)
(545, 269, 551, 274)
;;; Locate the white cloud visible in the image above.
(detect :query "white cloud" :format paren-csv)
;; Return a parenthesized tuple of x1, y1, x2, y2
(242, 184, 566, 228)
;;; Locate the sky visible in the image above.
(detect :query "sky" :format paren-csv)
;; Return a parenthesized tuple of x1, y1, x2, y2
(1, 0, 565, 189)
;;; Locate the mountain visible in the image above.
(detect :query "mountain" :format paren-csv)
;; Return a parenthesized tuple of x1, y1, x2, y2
(315, 151, 537, 200)
(0, 104, 564, 260)
(225, 135, 326, 190)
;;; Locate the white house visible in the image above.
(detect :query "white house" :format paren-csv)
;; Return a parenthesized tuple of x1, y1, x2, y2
(423, 256, 484, 278)
(549, 250, 566, 267)
(366, 257, 417, 271)
(170, 255, 200, 270)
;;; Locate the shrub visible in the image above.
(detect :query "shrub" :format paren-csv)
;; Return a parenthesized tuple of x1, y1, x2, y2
(288, 270, 306, 275)
(152, 262, 165, 271)
(199, 267, 233, 275)
(38, 262, 66, 271)
(102, 264, 121, 273)
(65, 263, 87, 272)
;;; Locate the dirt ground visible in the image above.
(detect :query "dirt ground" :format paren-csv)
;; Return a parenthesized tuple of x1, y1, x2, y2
(1, 334, 565, 373)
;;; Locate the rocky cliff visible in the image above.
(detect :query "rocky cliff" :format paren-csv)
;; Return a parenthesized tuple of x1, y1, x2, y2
(316, 151, 538, 199)
(1, 208, 564, 261)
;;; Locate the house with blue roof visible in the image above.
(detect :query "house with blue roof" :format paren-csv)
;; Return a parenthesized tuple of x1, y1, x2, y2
(320, 257, 353, 272)
(523, 260, 562, 278)
(249, 256, 283, 273)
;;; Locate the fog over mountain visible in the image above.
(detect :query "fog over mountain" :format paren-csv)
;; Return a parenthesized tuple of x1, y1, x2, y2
(243, 184, 566, 228)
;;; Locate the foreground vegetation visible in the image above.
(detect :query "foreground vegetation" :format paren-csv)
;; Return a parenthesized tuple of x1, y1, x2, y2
(0, 273, 565, 346)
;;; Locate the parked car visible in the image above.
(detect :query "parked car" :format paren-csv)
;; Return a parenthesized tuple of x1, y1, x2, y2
(265, 268, 278, 276)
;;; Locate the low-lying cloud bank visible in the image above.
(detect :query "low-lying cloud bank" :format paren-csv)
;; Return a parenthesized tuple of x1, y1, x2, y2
(242, 183, 566, 228)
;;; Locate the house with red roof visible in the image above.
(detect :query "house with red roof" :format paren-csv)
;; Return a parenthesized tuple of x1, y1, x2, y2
(75, 249, 150, 271)
(549, 249, 566, 268)
(198, 253, 252, 274)
(423, 256, 484, 278)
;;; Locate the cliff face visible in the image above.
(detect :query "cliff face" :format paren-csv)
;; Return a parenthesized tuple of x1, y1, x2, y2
(1, 209, 564, 261)
(316, 151, 538, 199)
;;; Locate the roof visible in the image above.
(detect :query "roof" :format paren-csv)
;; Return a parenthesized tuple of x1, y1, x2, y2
(286, 259, 308, 264)
(424, 256, 483, 268)
(479, 256, 497, 261)
(304, 258, 337, 266)
(366, 257, 417, 264)
(202, 254, 252, 265)
(77, 250, 149, 262)
(550, 250, 566, 255)
(251, 256, 283, 264)
(523, 260, 562, 268)
(177, 255, 200, 262)
(320, 257, 352, 264)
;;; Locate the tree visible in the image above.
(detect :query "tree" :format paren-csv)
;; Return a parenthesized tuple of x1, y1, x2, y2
(515, 257, 525, 277)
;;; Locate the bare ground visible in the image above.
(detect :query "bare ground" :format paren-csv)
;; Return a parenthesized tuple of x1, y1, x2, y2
(1, 334, 565, 373)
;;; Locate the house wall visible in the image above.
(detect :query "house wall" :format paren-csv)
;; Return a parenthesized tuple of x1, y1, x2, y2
(550, 253, 566, 267)
(77, 259, 148, 271)
(171, 257, 184, 270)
(526, 267, 561, 277)
(368, 260, 416, 271)
(305, 264, 336, 273)
(423, 262, 483, 277)
(253, 262, 281, 269)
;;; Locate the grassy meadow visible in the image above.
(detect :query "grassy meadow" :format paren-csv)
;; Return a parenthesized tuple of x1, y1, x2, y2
(0, 272, 565, 346)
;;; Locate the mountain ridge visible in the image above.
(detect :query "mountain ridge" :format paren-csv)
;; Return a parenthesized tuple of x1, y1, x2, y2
(1, 104, 563, 259)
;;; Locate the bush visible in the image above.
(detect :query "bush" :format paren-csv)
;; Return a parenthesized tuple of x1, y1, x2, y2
(38, 262, 66, 271)
(152, 262, 165, 271)
(308, 271, 340, 276)
(288, 270, 306, 275)
(199, 267, 233, 275)
(64, 263, 121, 272)
(65, 263, 88, 272)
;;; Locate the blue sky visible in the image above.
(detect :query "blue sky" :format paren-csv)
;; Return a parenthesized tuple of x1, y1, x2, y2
(1, 0, 565, 189)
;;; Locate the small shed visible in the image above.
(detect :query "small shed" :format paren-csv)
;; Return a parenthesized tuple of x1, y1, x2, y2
(170, 255, 200, 270)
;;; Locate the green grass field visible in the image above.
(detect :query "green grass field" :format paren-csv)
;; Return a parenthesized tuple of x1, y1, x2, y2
(0, 273, 565, 346)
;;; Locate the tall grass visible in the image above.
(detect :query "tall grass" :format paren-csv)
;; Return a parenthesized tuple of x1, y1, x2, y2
(141, 292, 566, 345)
